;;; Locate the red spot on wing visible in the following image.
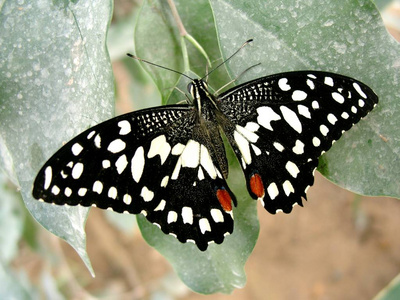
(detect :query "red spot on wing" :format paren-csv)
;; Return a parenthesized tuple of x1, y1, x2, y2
(216, 189, 232, 211)
(250, 173, 265, 198)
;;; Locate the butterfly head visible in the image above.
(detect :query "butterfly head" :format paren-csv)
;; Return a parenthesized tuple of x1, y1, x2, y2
(188, 79, 210, 101)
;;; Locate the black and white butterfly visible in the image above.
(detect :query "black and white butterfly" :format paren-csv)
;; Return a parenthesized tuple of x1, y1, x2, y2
(32, 46, 378, 251)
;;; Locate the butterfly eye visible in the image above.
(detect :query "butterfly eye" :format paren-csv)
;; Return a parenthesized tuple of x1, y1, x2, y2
(187, 82, 194, 95)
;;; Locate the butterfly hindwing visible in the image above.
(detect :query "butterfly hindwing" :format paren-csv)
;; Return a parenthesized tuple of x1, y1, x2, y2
(33, 106, 235, 250)
(218, 71, 378, 214)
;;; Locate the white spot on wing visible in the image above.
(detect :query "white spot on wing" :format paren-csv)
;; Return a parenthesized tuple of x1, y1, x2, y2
(234, 130, 252, 165)
(140, 186, 154, 202)
(182, 207, 193, 224)
(181, 140, 200, 168)
(341, 112, 349, 119)
(332, 92, 345, 104)
(292, 140, 305, 155)
(210, 209, 224, 223)
(353, 82, 367, 98)
(285, 161, 300, 178)
(200, 145, 217, 179)
(240, 157, 246, 169)
(251, 144, 262, 156)
(257, 106, 281, 131)
(123, 194, 132, 205)
(44, 166, 52, 190)
(171, 157, 182, 180)
(278, 78, 291, 91)
(171, 143, 185, 155)
(267, 182, 279, 200)
(280, 106, 302, 133)
(167, 211, 178, 223)
(154, 200, 166, 211)
(292, 90, 307, 101)
(216, 168, 223, 179)
(320, 125, 329, 136)
(93, 181, 103, 194)
(102, 160, 111, 169)
(312, 137, 321, 147)
(273, 142, 284, 152)
(94, 134, 101, 148)
(115, 155, 128, 174)
(160, 176, 169, 187)
(324, 77, 334, 86)
(72, 162, 84, 179)
(244, 122, 260, 132)
(298, 105, 311, 119)
(199, 218, 211, 234)
(236, 125, 259, 143)
(64, 187, 72, 197)
(71, 143, 83, 156)
(147, 135, 171, 165)
(118, 120, 131, 135)
(283, 180, 294, 196)
(198, 167, 205, 180)
(78, 188, 87, 196)
(131, 147, 145, 183)
(87, 131, 96, 139)
(305, 185, 310, 194)
(306, 79, 315, 90)
(108, 187, 118, 199)
(107, 139, 126, 153)
(312, 101, 319, 109)
(327, 113, 338, 124)
(51, 185, 60, 195)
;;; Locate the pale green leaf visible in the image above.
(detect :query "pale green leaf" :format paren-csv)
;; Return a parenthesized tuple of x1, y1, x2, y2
(0, 0, 115, 275)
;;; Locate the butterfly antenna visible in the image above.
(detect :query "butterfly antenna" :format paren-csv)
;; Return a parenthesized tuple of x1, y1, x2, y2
(127, 53, 193, 81)
(201, 39, 253, 81)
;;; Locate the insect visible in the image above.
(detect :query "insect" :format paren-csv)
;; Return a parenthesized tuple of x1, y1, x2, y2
(32, 41, 378, 251)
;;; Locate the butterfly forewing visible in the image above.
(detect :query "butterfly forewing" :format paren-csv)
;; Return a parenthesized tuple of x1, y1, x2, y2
(218, 71, 378, 214)
(33, 105, 235, 250)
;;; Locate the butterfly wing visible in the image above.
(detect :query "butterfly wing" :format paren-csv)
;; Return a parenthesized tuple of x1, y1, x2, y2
(218, 71, 378, 214)
(32, 105, 235, 251)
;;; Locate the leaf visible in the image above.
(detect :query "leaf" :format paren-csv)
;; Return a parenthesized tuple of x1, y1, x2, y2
(212, 0, 400, 198)
(134, 0, 232, 104)
(0, 174, 24, 264)
(0, 0, 114, 275)
(374, 273, 400, 300)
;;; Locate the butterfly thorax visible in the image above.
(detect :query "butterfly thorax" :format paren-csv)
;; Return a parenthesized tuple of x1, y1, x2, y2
(188, 79, 219, 118)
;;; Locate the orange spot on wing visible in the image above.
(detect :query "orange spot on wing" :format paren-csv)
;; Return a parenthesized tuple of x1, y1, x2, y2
(216, 189, 232, 211)
(250, 173, 265, 198)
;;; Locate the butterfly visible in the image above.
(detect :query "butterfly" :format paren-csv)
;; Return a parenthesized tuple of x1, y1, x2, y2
(32, 44, 378, 251)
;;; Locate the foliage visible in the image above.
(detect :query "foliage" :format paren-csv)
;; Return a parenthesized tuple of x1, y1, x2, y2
(0, 0, 399, 296)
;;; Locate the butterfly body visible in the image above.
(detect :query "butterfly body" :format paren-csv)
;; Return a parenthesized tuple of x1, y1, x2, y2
(32, 71, 378, 251)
